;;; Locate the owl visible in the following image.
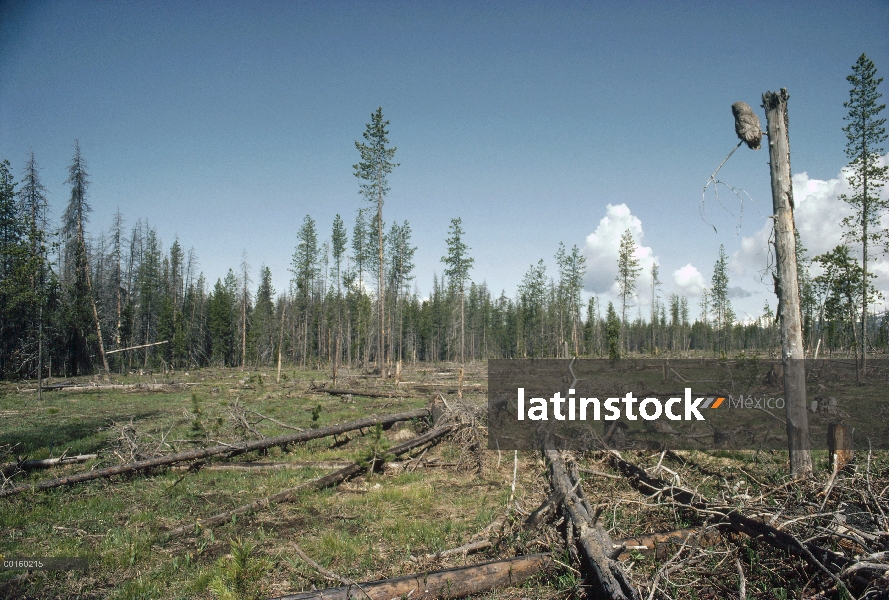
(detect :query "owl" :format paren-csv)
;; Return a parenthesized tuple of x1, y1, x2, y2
(731, 101, 762, 150)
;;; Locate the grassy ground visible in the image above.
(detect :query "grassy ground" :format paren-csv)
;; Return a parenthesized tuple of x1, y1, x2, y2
(1, 360, 887, 599)
(0, 365, 572, 599)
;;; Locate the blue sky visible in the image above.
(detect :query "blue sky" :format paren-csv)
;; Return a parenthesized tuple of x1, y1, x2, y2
(2, 1, 888, 321)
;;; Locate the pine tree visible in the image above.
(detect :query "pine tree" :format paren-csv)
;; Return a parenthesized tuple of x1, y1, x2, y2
(17, 153, 51, 381)
(291, 215, 318, 366)
(605, 301, 620, 362)
(388, 221, 416, 361)
(136, 227, 163, 368)
(354, 108, 398, 372)
(814, 245, 875, 354)
(238, 252, 252, 368)
(519, 260, 547, 357)
(710, 245, 733, 354)
(650, 263, 660, 354)
(62, 142, 109, 374)
(331, 214, 348, 369)
(556, 243, 586, 357)
(208, 272, 238, 366)
(615, 229, 641, 353)
(441, 218, 473, 364)
(249, 266, 275, 365)
(0, 159, 25, 376)
(840, 54, 887, 374)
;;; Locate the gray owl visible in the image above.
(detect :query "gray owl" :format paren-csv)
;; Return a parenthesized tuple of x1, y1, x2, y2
(731, 101, 762, 150)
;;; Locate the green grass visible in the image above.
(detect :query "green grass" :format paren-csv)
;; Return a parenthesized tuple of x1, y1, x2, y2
(5, 361, 881, 599)
(0, 365, 517, 598)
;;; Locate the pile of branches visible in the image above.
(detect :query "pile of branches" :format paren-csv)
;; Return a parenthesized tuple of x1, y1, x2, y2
(567, 447, 889, 599)
(432, 394, 486, 473)
(107, 418, 174, 463)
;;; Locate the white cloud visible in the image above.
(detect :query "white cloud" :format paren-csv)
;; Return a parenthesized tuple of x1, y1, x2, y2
(673, 263, 705, 296)
(730, 155, 889, 312)
(583, 203, 658, 303)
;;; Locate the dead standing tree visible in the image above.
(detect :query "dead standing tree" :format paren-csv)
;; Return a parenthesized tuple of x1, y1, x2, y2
(762, 89, 811, 478)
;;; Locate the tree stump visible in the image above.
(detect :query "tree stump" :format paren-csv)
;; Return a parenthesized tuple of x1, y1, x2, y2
(828, 422, 853, 471)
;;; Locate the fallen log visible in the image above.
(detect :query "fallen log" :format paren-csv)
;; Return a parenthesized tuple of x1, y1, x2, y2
(271, 553, 552, 600)
(165, 424, 454, 539)
(0, 454, 98, 476)
(170, 461, 353, 472)
(316, 388, 412, 399)
(545, 440, 640, 600)
(41, 382, 193, 393)
(0, 408, 429, 498)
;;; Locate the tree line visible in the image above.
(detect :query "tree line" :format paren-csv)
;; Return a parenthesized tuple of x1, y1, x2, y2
(1, 56, 886, 378)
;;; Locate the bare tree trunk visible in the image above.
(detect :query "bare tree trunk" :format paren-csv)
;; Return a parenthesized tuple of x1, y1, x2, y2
(38, 303, 43, 401)
(461, 286, 465, 364)
(378, 208, 386, 376)
(276, 299, 286, 384)
(241, 285, 247, 369)
(763, 88, 811, 478)
(332, 333, 339, 387)
(115, 247, 122, 348)
(861, 107, 869, 379)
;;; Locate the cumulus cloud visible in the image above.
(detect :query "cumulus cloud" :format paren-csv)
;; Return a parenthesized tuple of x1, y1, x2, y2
(730, 155, 889, 310)
(673, 264, 706, 296)
(728, 286, 752, 299)
(583, 204, 658, 302)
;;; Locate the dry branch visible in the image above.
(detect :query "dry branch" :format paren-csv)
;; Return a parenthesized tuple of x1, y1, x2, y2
(424, 539, 492, 560)
(317, 388, 407, 398)
(0, 454, 98, 476)
(0, 408, 429, 498)
(272, 553, 552, 600)
(165, 424, 454, 539)
(606, 452, 858, 583)
(105, 340, 169, 355)
(613, 527, 721, 560)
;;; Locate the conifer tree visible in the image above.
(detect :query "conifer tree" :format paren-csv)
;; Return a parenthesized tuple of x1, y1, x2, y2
(62, 142, 109, 374)
(0, 159, 25, 376)
(839, 54, 887, 374)
(615, 229, 641, 353)
(710, 245, 733, 353)
(291, 215, 318, 366)
(442, 218, 473, 364)
(354, 108, 398, 372)
(331, 214, 348, 368)
(605, 301, 620, 361)
(388, 221, 416, 361)
(19, 154, 51, 382)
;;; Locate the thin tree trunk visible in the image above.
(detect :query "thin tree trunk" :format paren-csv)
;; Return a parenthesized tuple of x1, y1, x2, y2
(461, 287, 465, 364)
(241, 285, 247, 369)
(38, 303, 43, 401)
(78, 219, 109, 375)
(276, 299, 286, 384)
(861, 109, 868, 379)
(764, 88, 811, 478)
